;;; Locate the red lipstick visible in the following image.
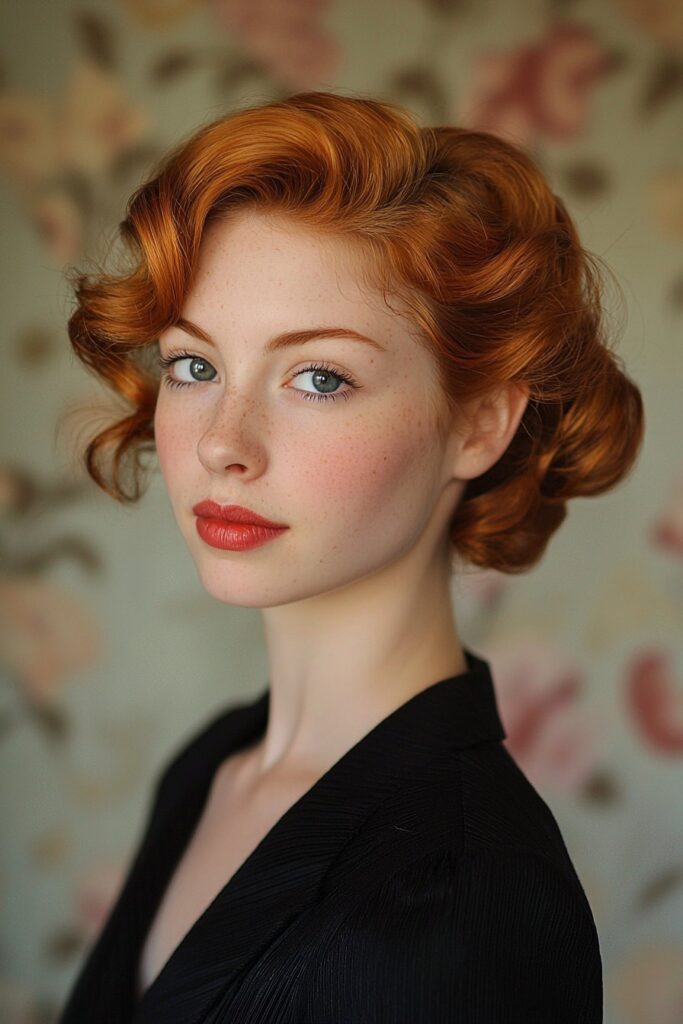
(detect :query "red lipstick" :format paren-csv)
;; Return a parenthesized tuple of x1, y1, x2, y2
(191, 500, 289, 552)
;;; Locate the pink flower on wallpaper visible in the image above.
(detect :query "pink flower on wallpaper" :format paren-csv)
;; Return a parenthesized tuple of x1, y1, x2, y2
(0, 59, 149, 192)
(484, 638, 603, 793)
(76, 860, 127, 943)
(608, 943, 683, 1024)
(57, 59, 150, 176)
(458, 22, 613, 148)
(209, 0, 341, 89)
(0, 575, 104, 708)
(650, 468, 683, 558)
(0, 92, 61, 187)
(626, 649, 683, 754)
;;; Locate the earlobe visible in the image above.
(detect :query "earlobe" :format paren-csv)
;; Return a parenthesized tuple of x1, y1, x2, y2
(450, 382, 530, 482)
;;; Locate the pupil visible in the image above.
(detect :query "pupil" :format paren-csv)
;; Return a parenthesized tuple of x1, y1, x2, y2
(314, 370, 337, 393)
(192, 358, 210, 380)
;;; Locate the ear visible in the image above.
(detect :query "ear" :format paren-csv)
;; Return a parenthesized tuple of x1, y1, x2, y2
(448, 382, 530, 482)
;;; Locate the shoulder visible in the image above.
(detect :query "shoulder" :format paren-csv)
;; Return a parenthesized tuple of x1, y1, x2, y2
(348, 738, 593, 901)
(296, 842, 603, 1023)
(457, 740, 582, 869)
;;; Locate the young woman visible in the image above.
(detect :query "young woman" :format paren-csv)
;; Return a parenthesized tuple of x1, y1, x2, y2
(57, 90, 643, 1023)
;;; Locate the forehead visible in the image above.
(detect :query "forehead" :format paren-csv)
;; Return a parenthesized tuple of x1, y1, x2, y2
(200, 207, 359, 272)
(189, 208, 401, 328)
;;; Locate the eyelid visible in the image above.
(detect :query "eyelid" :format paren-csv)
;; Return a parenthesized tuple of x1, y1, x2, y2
(157, 347, 196, 369)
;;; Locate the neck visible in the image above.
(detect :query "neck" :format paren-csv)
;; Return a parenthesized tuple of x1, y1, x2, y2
(249, 549, 466, 783)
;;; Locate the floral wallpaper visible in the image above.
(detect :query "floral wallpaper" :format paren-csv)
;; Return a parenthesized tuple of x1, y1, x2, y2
(0, 0, 681, 1020)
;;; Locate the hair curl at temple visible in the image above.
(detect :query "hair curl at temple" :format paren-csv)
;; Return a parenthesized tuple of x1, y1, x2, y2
(64, 89, 644, 574)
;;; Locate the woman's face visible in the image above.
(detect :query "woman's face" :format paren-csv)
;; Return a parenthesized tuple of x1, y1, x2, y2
(154, 208, 461, 608)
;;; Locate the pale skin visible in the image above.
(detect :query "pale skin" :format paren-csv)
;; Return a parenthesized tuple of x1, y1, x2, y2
(154, 207, 529, 804)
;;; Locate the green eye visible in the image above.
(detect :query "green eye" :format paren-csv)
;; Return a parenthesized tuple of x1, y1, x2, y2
(158, 351, 216, 388)
(290, 362, 358, 403)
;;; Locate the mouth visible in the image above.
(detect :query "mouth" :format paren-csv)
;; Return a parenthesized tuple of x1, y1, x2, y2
(192, 504, 288, 552)
(191, 500, 288, 529)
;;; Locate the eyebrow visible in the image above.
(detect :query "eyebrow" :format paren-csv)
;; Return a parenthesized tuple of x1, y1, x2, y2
(172, 318, 386, 354)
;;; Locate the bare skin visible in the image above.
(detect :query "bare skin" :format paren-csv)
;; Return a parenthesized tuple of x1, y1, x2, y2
(144, 207, 529, 995)
(137, 746, 317, 996)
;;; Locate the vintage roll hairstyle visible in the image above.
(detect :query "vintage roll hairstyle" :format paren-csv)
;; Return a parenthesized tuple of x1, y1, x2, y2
(65, 89, 644, 575)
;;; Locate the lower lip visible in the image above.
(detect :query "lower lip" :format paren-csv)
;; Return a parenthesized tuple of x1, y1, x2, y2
(195, 517, 288, 551)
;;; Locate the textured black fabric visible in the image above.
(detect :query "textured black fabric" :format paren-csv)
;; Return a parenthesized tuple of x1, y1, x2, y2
(56, 646, 603, 1023)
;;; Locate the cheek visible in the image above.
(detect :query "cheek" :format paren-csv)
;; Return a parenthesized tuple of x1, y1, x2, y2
(154, 402, 194, 488)
(293, 413, 436, 527)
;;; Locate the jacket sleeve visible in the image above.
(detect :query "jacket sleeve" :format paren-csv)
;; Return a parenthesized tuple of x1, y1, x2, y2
(297, 844, 603, 1023)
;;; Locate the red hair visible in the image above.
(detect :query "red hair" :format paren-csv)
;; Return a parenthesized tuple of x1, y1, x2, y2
(65, 89, 644, 574)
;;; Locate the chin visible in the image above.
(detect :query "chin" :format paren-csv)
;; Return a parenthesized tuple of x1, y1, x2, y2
(193, 556, 364, 610)
(192, 562, 300, 609)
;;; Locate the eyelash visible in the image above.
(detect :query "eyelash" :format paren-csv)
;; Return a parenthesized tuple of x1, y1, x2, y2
(156, 349, 360, 403)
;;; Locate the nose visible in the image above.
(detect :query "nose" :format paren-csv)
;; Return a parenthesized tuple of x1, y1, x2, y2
(196, 391, 267, 478)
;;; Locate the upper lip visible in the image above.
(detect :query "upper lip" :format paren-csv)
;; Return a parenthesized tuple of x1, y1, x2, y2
(192, 500, 288, 528)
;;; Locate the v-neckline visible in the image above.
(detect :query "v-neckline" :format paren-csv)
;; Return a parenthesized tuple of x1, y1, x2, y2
(131, 689, 272, 1015)
(121, 646, 505, 1021)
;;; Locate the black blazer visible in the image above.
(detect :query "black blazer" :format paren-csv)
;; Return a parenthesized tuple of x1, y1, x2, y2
(57, 646, 603, 1022)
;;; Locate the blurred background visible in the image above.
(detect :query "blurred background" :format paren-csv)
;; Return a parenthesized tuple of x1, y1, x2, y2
(0, 0, 681, 1020)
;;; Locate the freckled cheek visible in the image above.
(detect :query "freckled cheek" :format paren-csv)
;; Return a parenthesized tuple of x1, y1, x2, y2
(291, 422, 427, 523)
(154, 409, 196, 489)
